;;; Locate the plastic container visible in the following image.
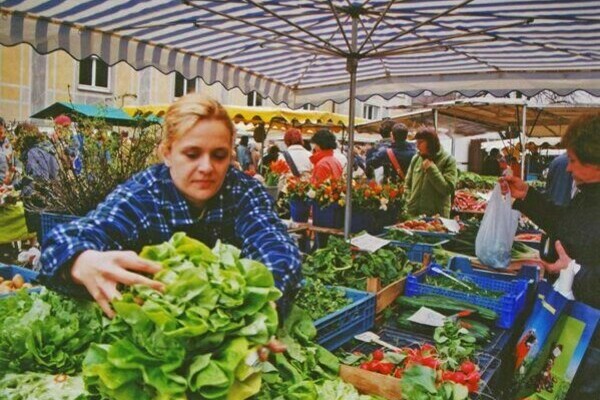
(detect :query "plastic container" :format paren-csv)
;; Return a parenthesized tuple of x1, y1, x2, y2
(404, 264, 529, 329)
(0, 264, 40, 298)
(449, 256, 540, 283)
(314, 287, 376, 351)
(40, 212, 79, 242)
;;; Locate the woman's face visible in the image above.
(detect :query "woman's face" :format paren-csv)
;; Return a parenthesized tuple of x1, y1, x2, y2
(566, 149, 600, 185)
(162, 119, 232, 208)
(416, 139, 429, 157)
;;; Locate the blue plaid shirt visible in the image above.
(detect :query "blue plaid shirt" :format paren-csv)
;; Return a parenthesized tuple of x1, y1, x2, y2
(40, 164, 302, 312)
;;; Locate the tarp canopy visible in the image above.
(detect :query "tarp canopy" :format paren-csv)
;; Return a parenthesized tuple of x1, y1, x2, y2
(124, 104, 367, 128)
(358, 99, 600, 137)
(2, 1, 600, 108)
(6, 0, 599, 237)
(30, 101, 151, 127)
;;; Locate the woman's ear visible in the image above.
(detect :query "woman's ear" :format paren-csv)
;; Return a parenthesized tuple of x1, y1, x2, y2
(159, 142, 172, 167)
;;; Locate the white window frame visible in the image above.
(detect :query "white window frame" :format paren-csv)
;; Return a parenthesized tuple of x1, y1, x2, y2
(363, 104, 381, 120)
(78, 56, 111, 93)
(247, 91, 263, 107)
(302, 103, 316, 111)
(174, 72, 198, 98)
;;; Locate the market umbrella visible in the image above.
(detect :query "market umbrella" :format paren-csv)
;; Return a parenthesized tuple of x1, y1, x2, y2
(2, 0, 600, 237)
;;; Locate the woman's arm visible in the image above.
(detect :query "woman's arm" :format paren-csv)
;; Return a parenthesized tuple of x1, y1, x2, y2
(40, 186, 163, 316)
(234, 181, 302, 316)
(425, 156, 457, 196)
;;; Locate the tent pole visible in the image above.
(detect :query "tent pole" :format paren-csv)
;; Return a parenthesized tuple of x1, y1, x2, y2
(344, 13, 358, 239)
(433, 108, 439, 134)
(520, 103, 527, 179)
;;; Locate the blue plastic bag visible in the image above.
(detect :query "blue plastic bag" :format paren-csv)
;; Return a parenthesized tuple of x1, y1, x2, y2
(475, 183, 520, 269)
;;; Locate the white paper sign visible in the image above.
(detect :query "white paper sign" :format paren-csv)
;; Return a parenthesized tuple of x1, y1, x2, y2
(350, 233, 390, 253)
(439, 217, 461, 233)
(407, 306, 447, 327)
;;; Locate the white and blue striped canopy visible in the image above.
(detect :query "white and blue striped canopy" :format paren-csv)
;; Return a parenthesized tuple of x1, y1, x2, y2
(2, 0, 600, 107)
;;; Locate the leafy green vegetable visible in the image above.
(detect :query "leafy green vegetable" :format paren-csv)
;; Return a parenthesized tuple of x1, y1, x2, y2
(434, 321, 477, 371)
(254, 306, 340, 400)
(400, 365, 469, 400)
(302, 237, 421, 290)
(83, 233, 282, 400)
(316, 378, 384, 400)
(0, 372, 89, 400)
(294, 278, 351, 321)
(0, 289, 103, 375)
(456, 172, 497, 191)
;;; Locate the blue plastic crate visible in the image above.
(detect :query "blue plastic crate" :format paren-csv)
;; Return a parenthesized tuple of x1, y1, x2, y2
(449, 256, 539, 283)
(314, 287, 376, 351)
(405, 264, 528, 329)
(0, 264, 41, 298)
(347, 327, 501, 398)
(382, 238, 447, 264)
(40, 212, 79, 242)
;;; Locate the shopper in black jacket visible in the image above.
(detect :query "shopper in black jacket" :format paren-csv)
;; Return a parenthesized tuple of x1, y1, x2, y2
(503, 113, 600, 400)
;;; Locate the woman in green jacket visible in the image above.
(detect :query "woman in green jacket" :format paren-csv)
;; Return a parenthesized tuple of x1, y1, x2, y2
(404, 127, 457, 217)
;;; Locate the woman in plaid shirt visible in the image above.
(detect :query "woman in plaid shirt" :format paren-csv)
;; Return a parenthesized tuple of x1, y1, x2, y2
(40, 94, 302, 318)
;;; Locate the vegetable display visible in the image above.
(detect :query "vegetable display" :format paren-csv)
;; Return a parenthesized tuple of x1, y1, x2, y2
(0, 289, 103, 375)
(383, 229, 447, 245)
(294, 278, 351, 321)
(255, 306, 340, 400)
(302, 237, 420, 291)
(0, 372, 88, 400)
(455, 172, 497, 191)
(436, 218, 539, 266)
(425, 273, 503, 299)
(0, 273, 34, 294)
(353, 247, 422, 289)
(83, 233, 282, 400)
(394, 218, 449, 233)
(452, 190, 487, 213)
(340, 321, 481, 399)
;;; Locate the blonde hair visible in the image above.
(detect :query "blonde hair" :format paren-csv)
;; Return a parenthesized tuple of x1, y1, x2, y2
(161, 94, 235, 151)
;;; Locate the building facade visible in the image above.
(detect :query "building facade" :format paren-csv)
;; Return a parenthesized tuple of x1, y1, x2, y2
(0, 44, 409, 123)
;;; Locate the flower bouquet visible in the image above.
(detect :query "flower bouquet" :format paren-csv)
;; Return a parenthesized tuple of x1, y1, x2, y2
(284, 176, 313, 222)
(264, 159, 290, 187)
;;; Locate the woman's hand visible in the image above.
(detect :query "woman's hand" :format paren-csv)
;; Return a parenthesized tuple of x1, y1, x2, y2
(71, 250, 164, 317)
(543, 241, 572, 274)
(499, 175, 529, 199)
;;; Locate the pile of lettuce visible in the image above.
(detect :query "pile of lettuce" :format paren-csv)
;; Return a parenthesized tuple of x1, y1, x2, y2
(82, 233, 282, 400)
(0, 372, 88, 400)
(0, 289, 103, 375)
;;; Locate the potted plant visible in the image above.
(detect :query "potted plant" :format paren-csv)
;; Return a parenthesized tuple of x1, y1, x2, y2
(284, 176, 312, 222)
(311, 178, 345, 228)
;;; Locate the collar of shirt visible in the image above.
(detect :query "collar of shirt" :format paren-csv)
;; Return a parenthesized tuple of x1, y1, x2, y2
(310, 149, 334, 165)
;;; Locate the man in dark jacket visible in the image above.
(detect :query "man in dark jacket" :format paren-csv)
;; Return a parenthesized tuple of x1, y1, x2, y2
(365, 119, 394, 180)
(545, 153, 574, 206)
(503, 113, 600, 400)
(366, 123, 416, 183)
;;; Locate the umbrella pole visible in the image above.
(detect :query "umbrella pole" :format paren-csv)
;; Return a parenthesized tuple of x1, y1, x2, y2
(520, 103, 527, 179)
(344, 15, 358, 239)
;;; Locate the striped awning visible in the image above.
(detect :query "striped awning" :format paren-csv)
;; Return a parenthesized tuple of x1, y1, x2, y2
(2, 1, 600, 107)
